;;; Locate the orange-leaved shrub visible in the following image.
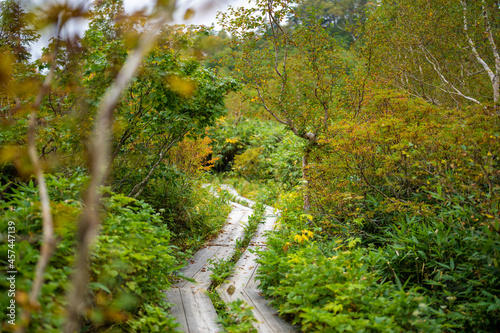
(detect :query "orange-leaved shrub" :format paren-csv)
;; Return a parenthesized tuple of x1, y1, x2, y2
(310, 89, 499, 237)
(305, 88, 499, 330)
(166, 135, 218, 175)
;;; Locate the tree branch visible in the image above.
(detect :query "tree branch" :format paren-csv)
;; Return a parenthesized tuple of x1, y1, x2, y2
(267, 0, 290, 118)
(461, 1, 496, 86)
(17, 30, 62, 333)
(128, 134, 182, 198)
(63, 11, 169, 332)
(255, 86, 289, 126)
(419, 42, 481, 104)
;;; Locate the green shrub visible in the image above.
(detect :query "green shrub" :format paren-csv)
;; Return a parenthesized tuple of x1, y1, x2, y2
(218, 299, 257, 333)
(264, 91, 500, 332)
(88, 192, 180, 331)
(310, 92, 499, 239)
(234, 147, 264, 179)
(208, 257, 236, 287)
(208, 118, 278, 172)
(208, 117, 302, 188)
(304, 91, 500, 331)
(127, 304, 179, 332)
(138, 167, 231, 250)
(0, 173, 180, 331)
(376, 211, 500, 331)
(257, 241, 442, 332)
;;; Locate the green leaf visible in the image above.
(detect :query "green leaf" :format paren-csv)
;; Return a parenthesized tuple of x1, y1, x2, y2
(89, 282, 111, 294)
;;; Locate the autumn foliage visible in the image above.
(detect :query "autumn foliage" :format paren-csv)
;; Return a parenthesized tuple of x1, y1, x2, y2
(1, 0, 499, 331)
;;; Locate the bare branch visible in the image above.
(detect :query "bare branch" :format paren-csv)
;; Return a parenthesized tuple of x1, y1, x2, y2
(266, 0, 290, 116)
(17, 32, 61, 333)
(128, 133, 182, 198)
(63, 11, 170, 332)
(405, 71, 474, 101)
(267, 0, 288, 80)
(268, 9, 282, 79)
(419, 43, 481, 104)
(255, 87, 289, 126)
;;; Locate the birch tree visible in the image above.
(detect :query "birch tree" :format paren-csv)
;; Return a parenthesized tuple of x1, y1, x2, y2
(363, 0, 500, 111)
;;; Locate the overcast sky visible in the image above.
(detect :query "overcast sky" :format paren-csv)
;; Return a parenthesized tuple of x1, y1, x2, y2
(127, 0, 252, 25)
(29, 0, 253, 59)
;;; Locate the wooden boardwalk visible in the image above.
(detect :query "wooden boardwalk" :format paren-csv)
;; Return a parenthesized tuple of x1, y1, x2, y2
(217, 204, 295, 332)
(165, 186, 296, 332)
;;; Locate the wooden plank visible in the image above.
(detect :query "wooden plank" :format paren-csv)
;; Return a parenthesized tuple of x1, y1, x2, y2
(218, 284, 244, 304)
(167, 186, 296, 332)
(164, 288, 188, 331)
(187, 246, 236, 290)
(219, 288, 272, 332)
(176, 246, 221, 283)
(181, 288, 221, 332)
(177, 205, 251, 284)
(209, 211, 238, 245)
(244, 288, 297, 333)
(246, 262, 262, 290)
(227, 212, 275, 288)
(242, 290, 275, 333)
(213, 211, 249, 246)
(211, 204, 251, 246)
(228, 247, 260, 289)
(217, 285, 296, 332)
(248, 213, 278, 247)
(240, 290, 270, 332)
(216, 209, 296, 332)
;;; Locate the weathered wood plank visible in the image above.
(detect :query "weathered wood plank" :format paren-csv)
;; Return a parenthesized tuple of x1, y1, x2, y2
(216, 206, 297, 333)
(175, 205, 252, 286)
(176, 246, 221, 283)
(219, 288, 271, 331)
(211, 204, 251, 245)
(164, 288, 188, 331)
(212, 210, 249, 246)
(186, 246, 236, 290)
(225, 246, 260, 289)
(181, 288, 221, 332)
(246, 262, 262, 290)
(244, 288, 296, 333)
(218, 285, 296, 332)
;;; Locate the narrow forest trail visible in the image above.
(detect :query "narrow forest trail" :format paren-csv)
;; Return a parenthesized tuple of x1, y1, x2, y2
(165, 186, 296, 332)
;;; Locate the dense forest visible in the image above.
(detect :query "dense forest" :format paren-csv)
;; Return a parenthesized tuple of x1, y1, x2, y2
(0, 0, 499, 332)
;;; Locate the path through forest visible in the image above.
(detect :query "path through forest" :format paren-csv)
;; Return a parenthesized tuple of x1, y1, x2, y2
(165, 185, 296, 332)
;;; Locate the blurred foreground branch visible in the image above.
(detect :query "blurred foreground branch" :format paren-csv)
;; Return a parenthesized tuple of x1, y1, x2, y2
(63, 9, 173, 333)
(16, 28, 62, 333)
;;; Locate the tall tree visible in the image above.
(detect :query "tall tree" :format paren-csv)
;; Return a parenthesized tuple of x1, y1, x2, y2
(0, 0, 40, 62)
(111, 26, 238, 197)
(219, 0, 346, 210)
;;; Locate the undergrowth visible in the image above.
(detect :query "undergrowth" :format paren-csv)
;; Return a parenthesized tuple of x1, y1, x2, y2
(0, 173, 181, 331)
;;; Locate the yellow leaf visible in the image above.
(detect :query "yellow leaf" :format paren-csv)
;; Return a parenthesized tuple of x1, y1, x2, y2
(184, 8, 195, 20)
(166, 75, 195, 97)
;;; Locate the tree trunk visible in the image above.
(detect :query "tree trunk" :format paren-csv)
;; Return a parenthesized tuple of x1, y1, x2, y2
(302, 146, 311, 212)
(493, 75, 499, 113)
